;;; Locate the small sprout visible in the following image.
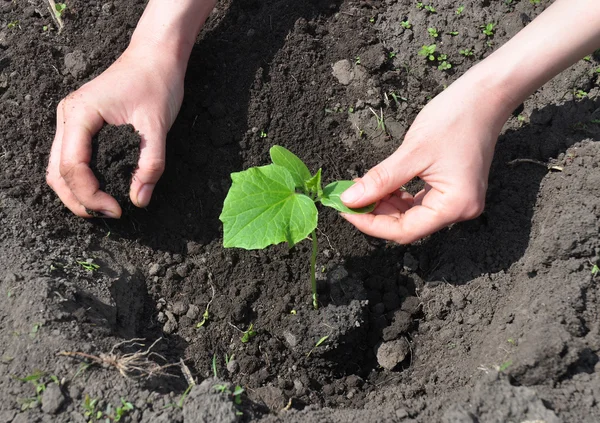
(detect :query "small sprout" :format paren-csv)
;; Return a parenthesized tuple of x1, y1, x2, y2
(418, 44, 437, 61)
(30, 322, 42, 339)
(401, 20, 412, 29)
(595, 68, 600, 74)
(370, 107, 386, 134)
(517, 114, 526, 123)
(388, 51, 397, 59)
(232, 385, 244, 405)
(196, 280, 215, 328)
(212, 353, 218, 378)
(77, 260, 100, 271)
(447, 31, 459, 36)
(290, 309, 297, 315)
(259, 130, 267, 138)
(438, 61, 452, 71)
(220, 146, 374, 308)
(416, 2, 424, 10)
(54, 3, 67, 19)
(507, 338, 516, 345)
(355, 56, 361, 65)
(456, 5, 465, 15)
(592, 264, 599, 277)
(424, 5, 436, 13)
(83, 395, 99, 420)
(240, 323, 256, 343)
(530, 0, 540, 5)
(307, 335, 330, 357)
(498, 360, 512, 372)
(459, 48, 474, 57)
(427, 27, 439, 38)
(369, 16, 375, 23)
(575, 89, 588, 99)
(583, 55, 592, 62)
(42, 25, 48, 31)
(482, 23, 496, 37)
(347, 107, 354, 114)
(7, 20, 19, 29)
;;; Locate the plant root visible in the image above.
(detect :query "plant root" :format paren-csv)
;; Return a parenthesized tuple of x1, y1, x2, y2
(507, 158, 563, 172)
(58, 338, 178, 379)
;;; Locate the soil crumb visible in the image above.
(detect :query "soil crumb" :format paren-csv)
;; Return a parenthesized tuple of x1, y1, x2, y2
(90, 124, 140, 208)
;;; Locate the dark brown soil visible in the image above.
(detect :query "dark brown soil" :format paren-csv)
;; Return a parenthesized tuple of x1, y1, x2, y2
(0, 0, 599, 422)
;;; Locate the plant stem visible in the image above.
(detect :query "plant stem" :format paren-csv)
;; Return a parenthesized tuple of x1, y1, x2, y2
(311, 229, 318, 309)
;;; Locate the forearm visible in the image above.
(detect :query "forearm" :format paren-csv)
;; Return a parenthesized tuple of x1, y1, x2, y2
(130, 0, 216, 69)
(467, 0, 600, 118)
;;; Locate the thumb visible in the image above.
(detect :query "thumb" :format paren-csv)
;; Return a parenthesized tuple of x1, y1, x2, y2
(341, 148, 418, 208)
(129, 127, 167, 207)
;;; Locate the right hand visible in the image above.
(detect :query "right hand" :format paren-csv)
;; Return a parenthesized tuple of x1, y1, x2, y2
(46, 44, 186, 218)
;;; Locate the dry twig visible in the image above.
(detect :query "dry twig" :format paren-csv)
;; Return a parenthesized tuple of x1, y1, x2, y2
(46, 0, 64, 32)
(58, 338, 177, 379)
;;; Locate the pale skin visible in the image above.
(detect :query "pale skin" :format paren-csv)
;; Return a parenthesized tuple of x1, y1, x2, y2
(47, 0, 600, 242)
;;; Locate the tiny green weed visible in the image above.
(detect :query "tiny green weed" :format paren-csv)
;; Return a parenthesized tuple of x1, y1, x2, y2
(355, 56, 361, 65)
(7, 20, 19, 29)
(416, 2, 424, 10)
(459, 48, 474, 57)
(575, 89, 588, 99)
(498, 360, 512, 372)
(591, 264, 599, 277)
(54, 3, 67, 19)
(307, 335, 330, 357)
(240, 323, 256, 343)
(418, 44, 436, 61)
(529, 0, 540, 5)
(447, 31, 459, 36)
(259, 130, 267, 138)
(424, 5, 436, 13)
(388, 51, 397, 59)
(196, 280, 215, 328)
(482, 23, 496, 37)
(438, 61, 452, 71)
(583, 55, 592, 62)
(427, 27, 439, 38)
(77, 260, 100, 271)
(401, 20, 411, 29)
(456, 5, 465, 15)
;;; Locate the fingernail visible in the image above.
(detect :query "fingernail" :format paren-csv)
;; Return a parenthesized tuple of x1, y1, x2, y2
(341, 182, 364, 204)
(136, 184, 155, 207)
(100, 209, 120, 219)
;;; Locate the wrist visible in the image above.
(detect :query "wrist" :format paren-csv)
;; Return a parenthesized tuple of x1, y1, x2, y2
(130, 0, 216, 72)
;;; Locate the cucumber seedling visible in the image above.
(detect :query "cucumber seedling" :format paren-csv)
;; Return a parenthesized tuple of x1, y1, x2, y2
(220, 146, 374, 309)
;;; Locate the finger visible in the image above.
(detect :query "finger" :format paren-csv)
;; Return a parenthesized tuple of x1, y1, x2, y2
(341, 147, 425, 208)
(129, 125, 166, 207)
(413, 184, 432, 206)
(59, 98, 121, 217)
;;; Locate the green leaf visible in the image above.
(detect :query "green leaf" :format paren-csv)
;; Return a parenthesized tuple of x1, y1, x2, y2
(304, 168, 323, 198)
(315, 335, 330, 347)
(320, 181, 376, 214)
(269, 145, 312, 188)
(220, 164, 318, 249)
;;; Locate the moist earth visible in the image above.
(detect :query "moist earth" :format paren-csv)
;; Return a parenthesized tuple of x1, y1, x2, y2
(0, 0, 599, 422)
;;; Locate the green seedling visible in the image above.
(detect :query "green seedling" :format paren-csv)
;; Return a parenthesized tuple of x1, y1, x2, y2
(388, 52, 397, 59)
(212, 353, 218, 378)
(498, 360, 512, 372)
(370, 107, 386, 134)
(220, 146, 374, 309)
(583, 55, 592, 62)
(459, 48, 474, 57)
(355, 56, 361, 65)
(416, 2, 424, 10)
(418, 44, 437, 61)
(240, 323, 256, 343)
(595, 68, 600, 74)
(7, 20, 19, 29)
(447, 31, 459, 36)
(307, 335, 330, 357)
(30, 322, 42, 338)
(259, 130, 267, 138)
(42, 25, 48, 31)
(456, 5, 465, 15)
(77, 260, 100, 271)
(369, 16, 375, 23)
(482, 23, 496, 37)
(401, 20, 412, 29)
(424, 5, 436, 13)
(575, 89, 588, 99)
(592, 264, 599, 277)
(196, 281, 215, 328)
(427, 27, 439, 38)
(438, 61, 452, 71)
(388, 91, 407, 106)
(16, 371, 58, 411)
(530, 0, 540, 5)
(54, 3, 67, 19)
(103, 398, 134, 422)
(83, 395, 100, 421)
(213, 384, 245, 405)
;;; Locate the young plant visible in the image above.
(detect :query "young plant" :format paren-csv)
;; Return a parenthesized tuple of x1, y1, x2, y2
(54, 3, 67, 19)
(456, 5, 465, 15)
(438, 61, 452, 71)
(240, 323, 256, 343)
(427, 27, 439, 38)
(418, 44, 437, 61)
(529, 0, 540, 5)
(401, 20, 412, 29)
(459, 48, 474, 57)
(424, 5, 436, 13)
(220, 146, 374, 309)
(416, 2, 424, 10)
(482, 23, 496, 37)
(447, 31, 459, 36)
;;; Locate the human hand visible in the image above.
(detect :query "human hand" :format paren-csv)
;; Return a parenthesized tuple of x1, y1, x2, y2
(46, 44, 185, 218)
(340, 74, 512, 244)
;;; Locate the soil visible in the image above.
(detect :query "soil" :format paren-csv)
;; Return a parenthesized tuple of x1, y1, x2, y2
(1, 0, 599, 422)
